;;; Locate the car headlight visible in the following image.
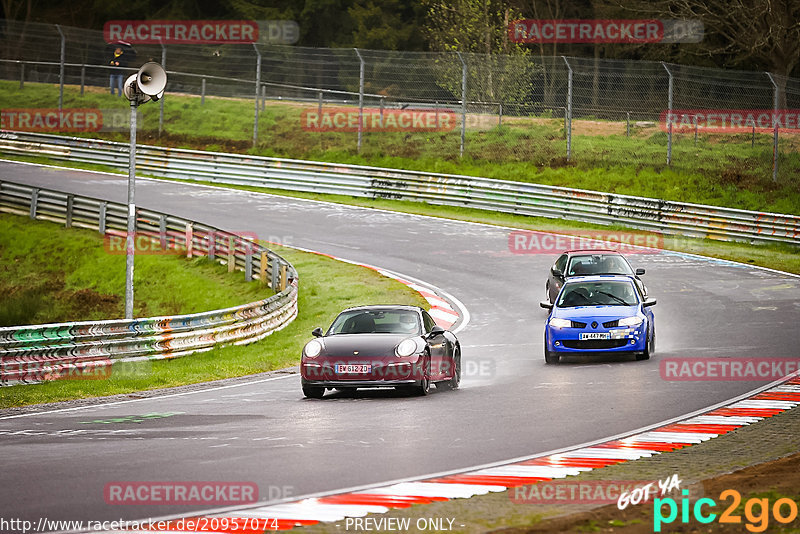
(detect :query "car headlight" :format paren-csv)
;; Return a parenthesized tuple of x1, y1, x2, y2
(303, 339, 323, 358)
(395, 338, 418, 357)
(618, 316, 644, 327)
(549, 318, 572, 329)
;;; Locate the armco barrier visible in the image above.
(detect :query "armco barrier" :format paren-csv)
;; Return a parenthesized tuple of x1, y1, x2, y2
(0, 180, 298, 386)
(1, 131, 798, 245)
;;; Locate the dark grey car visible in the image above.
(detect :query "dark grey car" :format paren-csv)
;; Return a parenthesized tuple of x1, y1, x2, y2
(546, 250, 647, 303)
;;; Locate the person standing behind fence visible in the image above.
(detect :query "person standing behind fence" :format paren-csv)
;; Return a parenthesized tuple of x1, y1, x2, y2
(108, 46, 130, 96)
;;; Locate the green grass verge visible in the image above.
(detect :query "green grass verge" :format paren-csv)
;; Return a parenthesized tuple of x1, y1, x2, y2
(3, 152, 800, 276)
(0, 213, 428, 408)
(0, 213, 269, 325)
(1, 80, 798, 214)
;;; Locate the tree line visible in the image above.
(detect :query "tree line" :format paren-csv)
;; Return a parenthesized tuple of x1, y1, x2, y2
(2, 0, 798, 79)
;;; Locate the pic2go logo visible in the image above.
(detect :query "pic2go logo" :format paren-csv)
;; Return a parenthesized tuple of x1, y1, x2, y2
(654, 489, 799, 532)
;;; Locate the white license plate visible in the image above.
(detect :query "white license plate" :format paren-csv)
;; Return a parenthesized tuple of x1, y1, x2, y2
(335, 364, 372, 374)
(580, 332, 610, 340)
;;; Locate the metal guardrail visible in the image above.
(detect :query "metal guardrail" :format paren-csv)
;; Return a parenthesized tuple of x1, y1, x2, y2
(1, 130, 799, 245)
(0, 179, 298, 386)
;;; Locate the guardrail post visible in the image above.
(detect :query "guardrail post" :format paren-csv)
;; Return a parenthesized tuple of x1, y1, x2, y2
(185, 223, 193, 259)
(253, 44, 262, 148)
(317, 91, 323, 117)
(159, 43, 166, 136)
(271, 256, 280, 289)
(201, 78, 206, 105)
(55, 25, 65, 112)
(379, 97, 384, 126)
(279, 263, 287, 291)
(354, 48, 365, 153)
(19, 62, 25, 89)
(261, 85, 267, 110)
(98, 201, 107, 234)
(662, 62, 673, 165)
(244, 246, 253, 281)
(208, 231, 216, 260)
(456, 51, 467, 158)
(766, 72, 779, 182)
(498, 103, 502, 127)
(30, 188, 39, 219)
(693, 114, 698, 146)
(227, 236, 235, 273)
(65, 194, 73, 228)
(260, 251, 268, 285)
(562, 57, 572, 161)
(626, 111, 630, 137)
(159, 215, 166, 250)
(80, 65, 85, 96)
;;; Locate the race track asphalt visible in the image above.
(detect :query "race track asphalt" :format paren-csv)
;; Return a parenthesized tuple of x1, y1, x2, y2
(1, 160, 798, 527)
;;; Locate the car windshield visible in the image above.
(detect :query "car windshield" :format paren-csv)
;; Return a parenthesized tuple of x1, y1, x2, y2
(328, 309, 422, 335)
(567, 254, 634, 276)
(557, 281, 639, 307)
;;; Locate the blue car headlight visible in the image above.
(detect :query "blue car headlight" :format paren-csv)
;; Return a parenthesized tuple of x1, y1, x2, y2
(618, 316, 644, 327)
(549, 318, 571, 329)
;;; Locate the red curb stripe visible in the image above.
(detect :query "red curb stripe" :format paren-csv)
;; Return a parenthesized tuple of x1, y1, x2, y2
(520, 458, 624, 468)
(317, 494, 424, 507)
(656, 424, 742, 434)
(593, 441, 687, 452)
(752, 392, 800, 401)
(706, 407, 783, 417)
(426, 475, 552, 487)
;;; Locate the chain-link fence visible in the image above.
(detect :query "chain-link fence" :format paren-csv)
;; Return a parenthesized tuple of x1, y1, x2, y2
(1, 20, 798, 181)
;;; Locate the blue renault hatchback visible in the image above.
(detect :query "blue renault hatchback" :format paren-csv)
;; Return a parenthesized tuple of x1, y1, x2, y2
(540, 275, 656, 364)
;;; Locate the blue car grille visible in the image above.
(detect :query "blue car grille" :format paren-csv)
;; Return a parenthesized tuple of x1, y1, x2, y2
(571, 320, 587, 328)
(562, 339, 629, 349)
(602, 320, 619, 328)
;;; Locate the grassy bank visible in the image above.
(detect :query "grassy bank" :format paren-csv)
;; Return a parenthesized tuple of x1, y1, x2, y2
(1, 80, 798, 214)
(0, 213, 428, 408)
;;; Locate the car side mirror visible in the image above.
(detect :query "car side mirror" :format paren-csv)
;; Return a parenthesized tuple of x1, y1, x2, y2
(540, 301, 553, 310)
(635, 268, 646, 275)
(429, 325, 446, 336)
(643, 298, 657, 307)
(312, 327, 324, 337)
(550, 266, 563, 278)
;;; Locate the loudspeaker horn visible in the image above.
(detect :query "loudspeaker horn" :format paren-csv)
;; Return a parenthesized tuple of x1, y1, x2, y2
(136, 62, 167, 101)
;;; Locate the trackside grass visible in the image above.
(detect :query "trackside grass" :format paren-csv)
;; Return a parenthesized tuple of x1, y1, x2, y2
(0, 214, 428, 408)
(1, 80, 798, 214)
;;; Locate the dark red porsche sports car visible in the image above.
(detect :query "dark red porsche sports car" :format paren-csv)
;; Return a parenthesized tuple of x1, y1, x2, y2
(300, 305, 461, 398)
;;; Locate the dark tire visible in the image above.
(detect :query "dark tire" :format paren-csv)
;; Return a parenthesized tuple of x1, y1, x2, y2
(302, 385, 325, 399)
(544, 336, 559, 364)
(636, 327, 653, 361)
(410, 356, 431, 396)
(438, 347, 461, 390)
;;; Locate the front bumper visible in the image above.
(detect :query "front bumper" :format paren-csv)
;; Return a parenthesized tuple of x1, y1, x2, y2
(546, 325, 646, 353)
(301, 357, 425, 383)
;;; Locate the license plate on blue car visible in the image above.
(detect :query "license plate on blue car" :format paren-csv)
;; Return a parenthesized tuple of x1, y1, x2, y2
(580, 332, 610, 340)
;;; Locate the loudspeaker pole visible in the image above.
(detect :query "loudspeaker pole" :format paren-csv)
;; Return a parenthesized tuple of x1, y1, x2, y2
(124, 98, 138, 319)
(121, 61, 167, 320)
